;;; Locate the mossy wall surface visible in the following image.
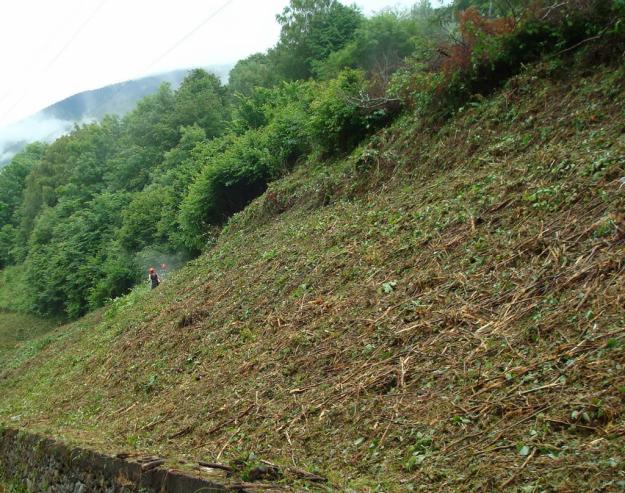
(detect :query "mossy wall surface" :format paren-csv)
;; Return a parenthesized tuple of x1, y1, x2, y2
(0, 427, 224, 493)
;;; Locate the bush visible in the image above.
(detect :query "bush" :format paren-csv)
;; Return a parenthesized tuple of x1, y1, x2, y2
(118, 186, 167, 251)
(399, 1, 625, 119)
(88, 248, 140, 309)
(0, 224, 17, 267)
(309, 69, 372, 155)
(264, 101, 312, 170)
(0, 265, 31, 313)
(179, 129, 277, 250)
(314, 9, 434, 82)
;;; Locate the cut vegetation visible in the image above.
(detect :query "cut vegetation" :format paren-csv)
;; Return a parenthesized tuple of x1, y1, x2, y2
(1, 1, 625, 491)
(1, 58, 624, 491)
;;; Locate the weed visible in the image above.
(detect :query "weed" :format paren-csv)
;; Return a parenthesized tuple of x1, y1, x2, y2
(1, 59, 625, 493)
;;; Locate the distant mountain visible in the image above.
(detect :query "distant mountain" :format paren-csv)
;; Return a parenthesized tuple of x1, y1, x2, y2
(0, 64, 232, 168)
(41, 69, 191, 122)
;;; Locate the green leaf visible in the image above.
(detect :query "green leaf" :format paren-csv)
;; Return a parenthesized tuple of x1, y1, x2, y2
(606, 338, 618, 349)
(382, 280, 398, 294)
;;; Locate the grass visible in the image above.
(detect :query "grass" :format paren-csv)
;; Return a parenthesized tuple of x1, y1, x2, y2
(0, 60, 624, 492)
(0, 311, 59, 372)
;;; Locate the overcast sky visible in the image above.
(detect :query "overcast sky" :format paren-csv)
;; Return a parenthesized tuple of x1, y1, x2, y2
(0, 0, 447, 127)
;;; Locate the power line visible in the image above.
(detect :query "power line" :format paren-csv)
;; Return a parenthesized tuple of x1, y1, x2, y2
(43, 0, 110, 74)
(0, 0, 110, 127)
(0, 90, 10, 108)
(4, 0, 238, 156)
(0, 3, 83, 116)
(142, 0, 237, 75)
(73, 0, 238, 125)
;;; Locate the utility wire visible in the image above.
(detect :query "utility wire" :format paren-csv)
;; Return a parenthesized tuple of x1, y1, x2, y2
(5, 0, 237, 153)
(72, 0, 237, 125)
(0, 0, 110, 127)
(142, 0, 236, 75)
(0, 3, 86, 113)
(42, 0, 110, 74)
(0, 90, 10, 108)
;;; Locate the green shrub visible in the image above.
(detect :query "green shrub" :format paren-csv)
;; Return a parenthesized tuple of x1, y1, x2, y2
(314, 9, 431, 81)
(179, 129, 277, 250)
(118, 186, 167, 251)
(0, 224, 17, 268)
(0, 265, 31, 313)
(309, 69, 374, 155)
(88, 248, 140, 309)
(400, 1, 625, 119)
(265, 103, 312, 170)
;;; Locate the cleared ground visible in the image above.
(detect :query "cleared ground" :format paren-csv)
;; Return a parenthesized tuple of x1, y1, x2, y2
(0, 311, 58, 372)
(0, 61, 624, 492)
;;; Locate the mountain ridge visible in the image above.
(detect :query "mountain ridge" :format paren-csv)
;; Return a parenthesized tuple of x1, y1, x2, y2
(0, 64, 232, 167)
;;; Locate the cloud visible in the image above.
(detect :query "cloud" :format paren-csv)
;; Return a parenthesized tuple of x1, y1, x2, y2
(0, 114, 74, 166)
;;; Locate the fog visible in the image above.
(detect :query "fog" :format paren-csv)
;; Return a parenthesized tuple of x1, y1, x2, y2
(0, 114, 74, 166)
(0, 65, 231, 169)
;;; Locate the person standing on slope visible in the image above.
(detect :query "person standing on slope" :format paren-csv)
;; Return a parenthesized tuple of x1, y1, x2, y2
(148, 267, 161, 290)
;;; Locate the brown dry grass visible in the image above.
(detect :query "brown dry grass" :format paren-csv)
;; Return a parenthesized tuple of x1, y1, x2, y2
(1, 61, 625, 492)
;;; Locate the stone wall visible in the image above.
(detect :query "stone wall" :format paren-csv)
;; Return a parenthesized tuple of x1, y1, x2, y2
(0, 427, 226, 493)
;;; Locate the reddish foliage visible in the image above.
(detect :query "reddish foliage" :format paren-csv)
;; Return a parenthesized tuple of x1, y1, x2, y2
(437, 8, 515, 80)
(459, 8, 515, 42)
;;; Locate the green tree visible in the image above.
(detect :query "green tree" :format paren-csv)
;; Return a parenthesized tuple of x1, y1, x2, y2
(0, 224, 17, 267)
(174, 69, 230, 138)
(88, 246, 139, 309)
(16, 137, 75, 248)
(309, 69, 373, 155)
(315, 6, 441, 82)
(153, 125, 208, 252)
(449, 0, 522, 17)
(24, 192, 129, 317)
(179, 130, 275, 250)
(118, 125, 208, 254)
(0, 143, 46, 227)
(228, 53, 278, 97)
(117, 187, 166, 252)
(0, 143, 47, 266)
(272, 0, 364, 80)
(119, 83, 178, 184)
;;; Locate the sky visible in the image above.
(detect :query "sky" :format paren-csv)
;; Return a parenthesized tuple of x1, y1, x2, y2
(0, 0, 447, 128)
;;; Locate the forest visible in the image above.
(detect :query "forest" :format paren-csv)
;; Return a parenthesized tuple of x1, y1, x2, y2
(0, 0, 622, 319)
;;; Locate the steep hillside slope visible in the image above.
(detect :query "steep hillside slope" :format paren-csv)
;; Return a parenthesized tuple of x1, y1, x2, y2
(0, 312, 58, 367)
(1, 61, 624, 492)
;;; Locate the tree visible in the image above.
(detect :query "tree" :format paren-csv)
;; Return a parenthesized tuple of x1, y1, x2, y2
(272, 0, 364, 80)
(16, 137, 74, 245)
(228, 53, 278, 97)
(309, 69, 373, 155)
(0, 143, 46, 228)
(23, 192, 129, 317)
(154, 125, 207, 252)
(315, 9, 436, 82)
(0, 224, 16, 267)
(122, 83, 178, 172)
(448, 0, 531, 19)
(179, 130, 275, 250)
(174, 69, 230, 139)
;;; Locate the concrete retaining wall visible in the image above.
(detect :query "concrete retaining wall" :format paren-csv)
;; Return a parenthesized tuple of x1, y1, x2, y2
(0, 427, 226, 492)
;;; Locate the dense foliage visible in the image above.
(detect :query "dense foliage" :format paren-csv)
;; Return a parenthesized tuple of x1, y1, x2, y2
(0, 0, 622, 318)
